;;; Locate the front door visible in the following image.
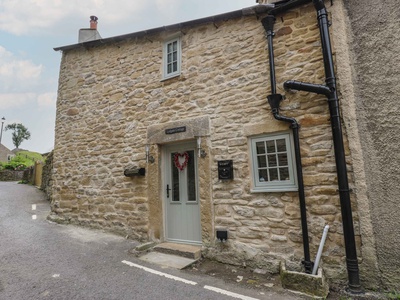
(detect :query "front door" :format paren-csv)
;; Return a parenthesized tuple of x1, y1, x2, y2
(164, 142, 201, 245)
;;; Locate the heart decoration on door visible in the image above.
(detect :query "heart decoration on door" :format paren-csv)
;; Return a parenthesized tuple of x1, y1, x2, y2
(174, 152, 189, 171)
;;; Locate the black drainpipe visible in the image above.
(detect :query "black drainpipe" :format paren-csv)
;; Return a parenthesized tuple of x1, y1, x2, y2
(261, 15, 313, 274)
(283, 0, 362, 293)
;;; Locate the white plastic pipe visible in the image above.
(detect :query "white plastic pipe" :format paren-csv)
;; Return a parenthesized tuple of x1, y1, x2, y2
(312, 224, 330, 275)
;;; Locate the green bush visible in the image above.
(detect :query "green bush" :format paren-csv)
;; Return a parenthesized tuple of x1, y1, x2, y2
(3, 156, 28, 170)
(386, 291, 400, 300)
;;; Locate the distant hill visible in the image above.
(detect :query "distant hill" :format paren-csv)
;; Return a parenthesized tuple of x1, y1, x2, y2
(14, 150, 45, 167)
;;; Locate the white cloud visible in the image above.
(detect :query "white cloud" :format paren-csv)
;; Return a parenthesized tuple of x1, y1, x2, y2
(0, 92, 36, 109)
(0, 46, 43, 91)
(0, 0, 67, 35)
(0, 0, 253, 39)
(37, 92, 57, 107)
(0, 0, 150, 36)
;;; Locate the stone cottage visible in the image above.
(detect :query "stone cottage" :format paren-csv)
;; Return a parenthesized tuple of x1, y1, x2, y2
(0, 144, 14, 163)
(52, 0, 399, 292)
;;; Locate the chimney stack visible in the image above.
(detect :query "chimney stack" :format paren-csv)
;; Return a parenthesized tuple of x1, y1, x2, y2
(90, 15, 98, 30)
(79, 15, 101, 43)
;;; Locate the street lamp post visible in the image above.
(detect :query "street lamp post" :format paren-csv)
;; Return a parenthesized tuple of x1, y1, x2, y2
(0, 117, 5, 145)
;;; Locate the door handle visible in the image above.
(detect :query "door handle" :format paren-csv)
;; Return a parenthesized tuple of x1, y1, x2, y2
(166, 184, 171, 198)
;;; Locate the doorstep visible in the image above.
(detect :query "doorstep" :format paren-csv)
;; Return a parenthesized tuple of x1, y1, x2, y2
(153, 242, 202, 260)
(137, 242, 201, 270)
(139, 252, 197, 269)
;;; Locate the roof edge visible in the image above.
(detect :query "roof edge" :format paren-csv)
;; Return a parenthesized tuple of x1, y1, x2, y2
(54, 1, 314, 52)
(54, 5, 274, 52)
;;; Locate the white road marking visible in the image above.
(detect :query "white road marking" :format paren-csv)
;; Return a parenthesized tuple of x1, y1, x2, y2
(32, 204, 37, 210)
(121, 260, 197, 285)
(122, 260, 260, 300)
(52, 274, 60, 278)
(32, 215, 37, 220)
(204, 285, 260, 300)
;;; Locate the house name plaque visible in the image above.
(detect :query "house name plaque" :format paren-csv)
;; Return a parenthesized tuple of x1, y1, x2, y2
(165, 126, 186, 135)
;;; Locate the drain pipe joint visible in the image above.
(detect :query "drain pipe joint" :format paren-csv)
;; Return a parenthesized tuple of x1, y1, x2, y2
(261, 15, 276, 35)
(284, 80, 331, 96)
(267, 93, 284, 111)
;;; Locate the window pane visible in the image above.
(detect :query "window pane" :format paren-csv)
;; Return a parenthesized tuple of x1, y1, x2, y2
(267, 154, 277, 167)
(252, 134, 296, 189)
(171, 153, 180, 202)
(165, 39, 180, 78)
(257, 155, 267, 168)
(266, 140, 275, 153)
(258, 169, 268, 182)
(278, 153, 288, 166)
(269, 168, 279, 181)
(276, 139, 287, 152)
(279, 168, 290, 181)
(256, 142, 265, 154)
(187, 151, 196, 201)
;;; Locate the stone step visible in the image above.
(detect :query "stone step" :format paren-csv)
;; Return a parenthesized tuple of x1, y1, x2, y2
(153, 242, 201, 260)
(139, 252, 197, 270)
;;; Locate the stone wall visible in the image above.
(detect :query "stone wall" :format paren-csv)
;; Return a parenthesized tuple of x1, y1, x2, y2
(23, 167, 34, 183)
(0, 170, 24, 181)
(41, 151, 53, 201)
(53, 2, 362, 282)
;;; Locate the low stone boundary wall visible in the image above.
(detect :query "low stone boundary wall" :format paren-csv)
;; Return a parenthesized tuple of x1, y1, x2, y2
(0, 170, 24, 181)
(23, 167, 34, 183)
(41, 151, 53, 201)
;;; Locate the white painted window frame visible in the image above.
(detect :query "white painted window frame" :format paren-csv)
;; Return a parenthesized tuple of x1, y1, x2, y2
(162, 36, 181, 80)
(250, 132, 298, 192)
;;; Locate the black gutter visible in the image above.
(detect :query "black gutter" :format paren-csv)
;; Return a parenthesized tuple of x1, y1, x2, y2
(284, 0, 362, 293)
(261, 15, 313, 274)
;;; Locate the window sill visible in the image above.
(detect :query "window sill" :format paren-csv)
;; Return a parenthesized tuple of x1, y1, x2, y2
(161, 73, 181, 82)
(250, 186, 298, 193)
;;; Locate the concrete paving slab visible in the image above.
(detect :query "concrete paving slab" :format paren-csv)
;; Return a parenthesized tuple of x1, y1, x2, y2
(139, 252, 197, 269)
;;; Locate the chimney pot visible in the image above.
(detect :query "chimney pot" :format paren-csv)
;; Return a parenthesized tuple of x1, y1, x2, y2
(90, 15, 98, 30)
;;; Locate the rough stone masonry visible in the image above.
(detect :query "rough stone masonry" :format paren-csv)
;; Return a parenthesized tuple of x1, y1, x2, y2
(52, 1, 368, 285)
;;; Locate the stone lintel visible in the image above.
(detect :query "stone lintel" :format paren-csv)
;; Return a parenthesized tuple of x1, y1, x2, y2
(243, 121, 290, 137)
(147, 116, 210, 144)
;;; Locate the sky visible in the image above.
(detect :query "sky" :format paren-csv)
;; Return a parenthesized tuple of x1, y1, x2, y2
(0, 0, 256, 154)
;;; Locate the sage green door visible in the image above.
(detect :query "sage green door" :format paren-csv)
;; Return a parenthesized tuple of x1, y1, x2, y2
(164, 142, 201, 245)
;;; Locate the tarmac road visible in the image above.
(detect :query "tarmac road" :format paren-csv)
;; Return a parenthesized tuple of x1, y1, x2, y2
(0, 182, 301, 300)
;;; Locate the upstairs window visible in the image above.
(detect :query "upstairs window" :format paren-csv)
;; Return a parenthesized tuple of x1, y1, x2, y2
(163, 37, 181, 79)
(250, 133, 298, 192)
